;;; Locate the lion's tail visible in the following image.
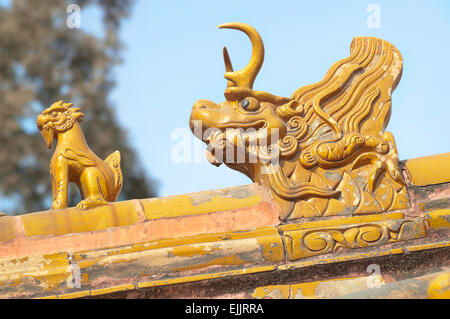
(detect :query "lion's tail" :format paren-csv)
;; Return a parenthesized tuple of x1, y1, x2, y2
(105, 150, 123, 199)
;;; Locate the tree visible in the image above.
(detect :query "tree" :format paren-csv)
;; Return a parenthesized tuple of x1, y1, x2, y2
(0, 0, 157, 214)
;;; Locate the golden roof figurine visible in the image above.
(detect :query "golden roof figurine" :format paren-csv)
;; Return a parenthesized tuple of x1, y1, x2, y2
(37, 101, 123, 210)
(190, 22, 409, 221)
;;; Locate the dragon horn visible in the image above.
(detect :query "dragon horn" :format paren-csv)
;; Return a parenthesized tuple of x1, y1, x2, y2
(219, 22, 264, 89)
(223, 47, 234, 88)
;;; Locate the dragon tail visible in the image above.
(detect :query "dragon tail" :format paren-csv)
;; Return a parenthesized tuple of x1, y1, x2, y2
(105, 150, 123, 199)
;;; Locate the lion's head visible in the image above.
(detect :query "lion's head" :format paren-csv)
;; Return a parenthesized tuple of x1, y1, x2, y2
(37, 100, 85, 148)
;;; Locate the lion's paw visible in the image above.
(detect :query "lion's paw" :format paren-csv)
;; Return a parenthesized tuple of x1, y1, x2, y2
(76, 198, 108, 210)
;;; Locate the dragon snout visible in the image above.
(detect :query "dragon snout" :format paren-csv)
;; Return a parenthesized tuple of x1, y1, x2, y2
(193, 99, 225, 110)
(190, 99, 220, 132)
(192, 100, 210, 110)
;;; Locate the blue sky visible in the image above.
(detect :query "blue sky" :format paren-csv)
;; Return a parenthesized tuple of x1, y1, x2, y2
(85, 0, 450, 197)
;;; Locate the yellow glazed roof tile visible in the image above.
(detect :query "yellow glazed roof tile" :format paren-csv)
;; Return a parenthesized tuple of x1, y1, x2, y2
(141, 184, 263, 220)
(20, 200, 139, 237)
(0, 216, 16, 244)
(404, 152, 450, 186)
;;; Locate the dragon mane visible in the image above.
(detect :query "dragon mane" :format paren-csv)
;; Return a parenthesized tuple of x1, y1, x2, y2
(291, 37, 403, 146)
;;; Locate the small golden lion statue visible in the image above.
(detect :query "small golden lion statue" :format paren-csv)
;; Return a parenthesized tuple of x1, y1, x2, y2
(37, 101, 123, 210)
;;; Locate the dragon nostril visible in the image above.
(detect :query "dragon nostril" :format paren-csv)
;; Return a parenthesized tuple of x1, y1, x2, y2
(193, 100, 208, 110)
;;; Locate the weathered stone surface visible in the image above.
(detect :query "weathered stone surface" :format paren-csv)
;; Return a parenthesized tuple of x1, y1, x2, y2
(337, 271, 449, 299)
(0, 184, 280, 260)
(0, 154, 448, 299)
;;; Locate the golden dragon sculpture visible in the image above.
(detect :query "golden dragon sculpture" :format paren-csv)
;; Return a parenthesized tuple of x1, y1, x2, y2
(37, 101, 123, 210)
(190, 22, 409, 221)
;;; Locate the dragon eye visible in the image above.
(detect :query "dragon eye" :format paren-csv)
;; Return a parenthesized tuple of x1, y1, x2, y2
(50, 112, 57, 118)
(239, 97, 260, 112)
(240, 99, 250, 109)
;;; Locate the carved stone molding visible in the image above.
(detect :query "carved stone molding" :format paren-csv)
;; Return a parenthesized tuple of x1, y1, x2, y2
(281, 217, 426, 261)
